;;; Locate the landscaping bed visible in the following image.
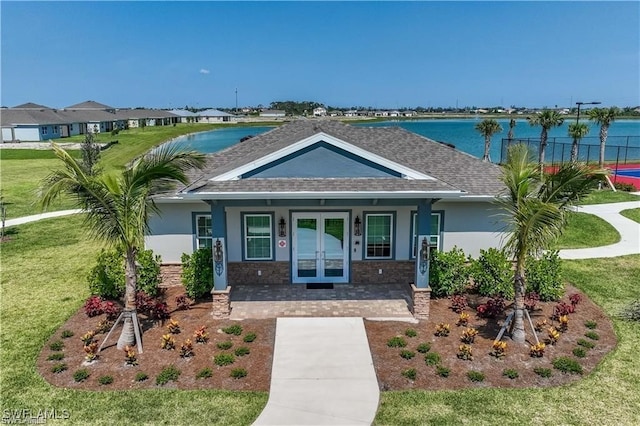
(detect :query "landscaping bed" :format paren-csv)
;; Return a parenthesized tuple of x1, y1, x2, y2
(366, 285, 616, 391)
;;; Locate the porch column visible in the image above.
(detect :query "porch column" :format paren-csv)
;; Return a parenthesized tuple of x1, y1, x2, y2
(210, 203, 230, 318)
(412, 199, 432, 320)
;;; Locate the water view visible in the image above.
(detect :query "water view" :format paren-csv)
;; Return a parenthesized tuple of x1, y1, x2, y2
(172, 119, 640, 162)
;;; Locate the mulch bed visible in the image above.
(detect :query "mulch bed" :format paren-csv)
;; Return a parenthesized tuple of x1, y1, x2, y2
(365, 285, 616, 391)
(38, 285, 615, 392)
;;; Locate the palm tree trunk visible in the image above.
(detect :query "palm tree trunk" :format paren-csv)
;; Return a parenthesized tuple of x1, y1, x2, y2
(538, 128, 548, 166)
(598, 125, 609, 168)
(483, 136, 491, 162)
(117, 247, 138, 349)
(570, 138, 579, 163)
(511, 264, 526, 343)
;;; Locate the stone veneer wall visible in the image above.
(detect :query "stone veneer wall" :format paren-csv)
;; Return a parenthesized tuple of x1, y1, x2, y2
(350, 260, 414, 284)
(228, 262, 290, 285)
(160, 264, 183, 287)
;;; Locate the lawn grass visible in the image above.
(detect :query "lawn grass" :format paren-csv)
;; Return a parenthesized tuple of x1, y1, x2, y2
(375, 254, 640, 425)
(0, 216, 267, 425)
(554, 212, 620, 249)
(580, 189, 639, 205)
(620, 208, 640, 223)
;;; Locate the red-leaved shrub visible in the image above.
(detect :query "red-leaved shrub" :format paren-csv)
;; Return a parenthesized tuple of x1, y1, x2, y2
(83, 296, 104, 318)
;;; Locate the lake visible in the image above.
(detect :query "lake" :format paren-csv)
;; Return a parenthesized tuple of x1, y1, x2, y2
(171, 119, 640, 162)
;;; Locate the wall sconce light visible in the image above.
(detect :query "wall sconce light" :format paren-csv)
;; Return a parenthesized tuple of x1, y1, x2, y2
(278, 217, 287, 237)
(419, 237, 430, 274)
(214, 239, 224, 263)
(354, 216, 362, 236)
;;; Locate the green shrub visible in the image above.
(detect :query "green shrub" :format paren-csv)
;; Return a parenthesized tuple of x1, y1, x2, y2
(135, 372, 148, 382)
(577, 338, 596, 349)
(400, 350, 415, 360)
(534, 367, 553, 378)
(214, 353, 235, 366)
(584, 320, 598, 329)
(230, 368, 247, 379)
(525, 251, 563, 301)
(217, 341, 233, 350)
(585, 331, 600, 340)
(234, 347, 250, 357)
(467, 371, 485, 382)
(502, 368, 519, 379)
(196, 368, 213, 379)
(51, 363, 67, 374)
(469, 248, 513, 298)
(88, 248, 161, 298)
(49, 340, 64, 351)
(573, 347, 587, 358)
(387, 336, 407, 348)
(404, 328, 417, 338)
(222, 324, 243, 336)
(429, 247, 469, 297)
(61, 330, 74, 339)
(156, 365, 181, 385)
(98, 375, 114, 385)
(416, 343, 431, 353)
(436, 365, 451, 377)
(181, 248, 213, 299)
(73, 369, 90, 382)
(401, 368, 416, 380)
(243, 332, 257, 343)
(47, 353, 64, 361)
(553, 357, 583, 374)
(425, 352, 441, 366)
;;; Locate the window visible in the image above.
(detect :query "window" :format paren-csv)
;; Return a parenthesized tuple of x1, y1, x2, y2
(41, 126, 48, 135)
(195, 215, 212, 249)
(53, 126, 59, 133)
(411, 212, 442, 258)
(365, 213, 393, 259)
(244, 214, 273, 260)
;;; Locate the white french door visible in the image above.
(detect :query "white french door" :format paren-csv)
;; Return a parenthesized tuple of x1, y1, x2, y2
(292, 212, 349, 283)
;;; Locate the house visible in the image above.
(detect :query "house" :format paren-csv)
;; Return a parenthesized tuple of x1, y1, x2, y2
(145, 120, 507, 318)
(118, 109, 176, 128)
(313, 107, 327, 117)
(259, 110, 286, 118)
(1, 103, 70, 141)
(197, 109, 236, 123)
(168, 109, 200, 124)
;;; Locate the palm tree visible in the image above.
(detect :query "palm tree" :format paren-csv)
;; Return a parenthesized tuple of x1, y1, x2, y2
(527, 110, 564, 167)
(568, 122, 590, 162)
(40, 143, 205, 350)
(507, 118, 516, 141)
(499, 144, 605, 343)
(475, 119, 503, 162)
(588, 107, 620, 168)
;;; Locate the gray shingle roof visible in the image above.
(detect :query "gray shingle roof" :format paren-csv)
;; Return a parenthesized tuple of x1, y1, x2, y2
(179, 120, 505, 197)
(65, 100, 115, 110)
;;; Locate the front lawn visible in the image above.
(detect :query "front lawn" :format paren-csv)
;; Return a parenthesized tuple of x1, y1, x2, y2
(580, 189, 639, 205)
(620, 208, 640, 223)
(554, 212, 620, 249)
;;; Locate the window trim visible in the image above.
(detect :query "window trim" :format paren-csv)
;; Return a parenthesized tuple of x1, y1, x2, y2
(241, 212, 275, 261)
(363, 211, 396, 260)
(410, 210, 443, 258)
(192, 212, 213, 250)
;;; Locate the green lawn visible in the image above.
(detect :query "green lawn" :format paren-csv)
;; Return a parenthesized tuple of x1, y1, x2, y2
(580, 189, 639, 205)
(375, 254, 640, 425)
(0, 216, 267, 425)
(620, 208, 640, 223)
(554, 212, 620, 249)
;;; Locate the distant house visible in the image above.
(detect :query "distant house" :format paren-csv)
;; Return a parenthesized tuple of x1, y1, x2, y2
(1, 103, 69, 141)
(313, 107, 327, 117)
(389, 110, 400, 117)
(344, 110, 358, 117)
(403, 111, 416, 117)
(197, 109, 237, 123)
(169, 109, 200, 124)
(260, 110, 286, 118)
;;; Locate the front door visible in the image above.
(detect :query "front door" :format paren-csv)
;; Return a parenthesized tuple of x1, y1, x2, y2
(292, 212, 349, 283)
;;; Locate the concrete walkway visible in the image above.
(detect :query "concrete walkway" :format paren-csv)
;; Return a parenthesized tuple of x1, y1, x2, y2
(4, 209, 82, 227)
(253, 317, 379, 425)
(559, 201, 640, 259)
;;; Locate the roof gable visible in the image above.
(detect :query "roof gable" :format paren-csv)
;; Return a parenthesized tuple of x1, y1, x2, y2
(12, 102, 50, 109)
(65, 100, 114, 110)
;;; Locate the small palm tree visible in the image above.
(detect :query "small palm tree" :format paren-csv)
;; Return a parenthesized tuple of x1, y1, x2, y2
(527, 110, 564, 167)
(588, 107, 620, 168)
(568, 123, 590, 162)
(499, 144, 605, 343)
(475, 119, 503, 162)
(40, 143, 205, 350)
(507, 118, 516, 141)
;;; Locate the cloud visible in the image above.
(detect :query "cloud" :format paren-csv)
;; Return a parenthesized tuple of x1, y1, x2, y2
(199, 69, 210, 75)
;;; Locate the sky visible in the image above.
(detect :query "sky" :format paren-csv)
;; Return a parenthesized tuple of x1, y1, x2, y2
(1, 1, 639, 109)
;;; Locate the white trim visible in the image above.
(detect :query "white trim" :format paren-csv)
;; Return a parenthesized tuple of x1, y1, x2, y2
(175, 190, 465, 201)
(244, 214, 273, 260)
(364, 213, 394, 260)
(210, 132, 435, 181)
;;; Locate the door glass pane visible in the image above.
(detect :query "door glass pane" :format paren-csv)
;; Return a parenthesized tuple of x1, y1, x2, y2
(296, 218, 317, 278)
(323, 218, 344, 277)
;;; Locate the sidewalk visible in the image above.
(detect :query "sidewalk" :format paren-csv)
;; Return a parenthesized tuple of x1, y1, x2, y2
(253, 317, 379, 425)
(4, 209, 82, 227)
(559, 201, 640, 260)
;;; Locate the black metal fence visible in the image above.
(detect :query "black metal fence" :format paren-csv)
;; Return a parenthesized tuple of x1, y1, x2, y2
(500, 136, 640, 167)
